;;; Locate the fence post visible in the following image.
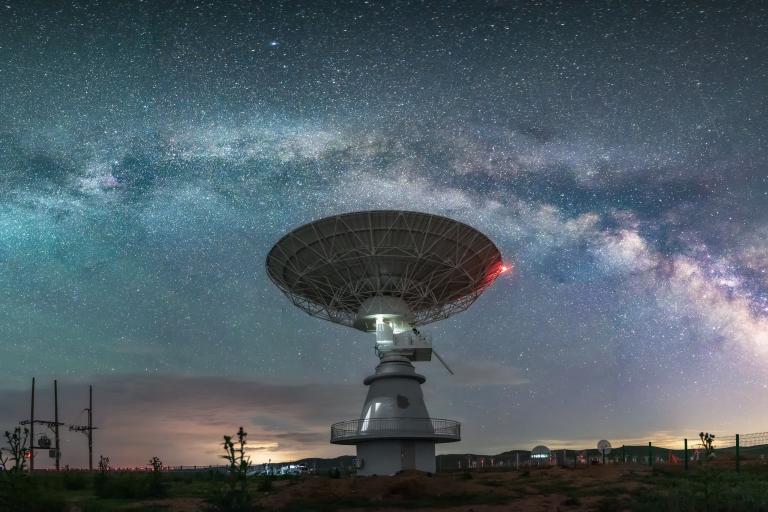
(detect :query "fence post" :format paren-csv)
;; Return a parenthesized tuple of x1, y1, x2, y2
(648, 442, 653, 467)
(736, 434, 740, 473)
(684, 438, 688, 471)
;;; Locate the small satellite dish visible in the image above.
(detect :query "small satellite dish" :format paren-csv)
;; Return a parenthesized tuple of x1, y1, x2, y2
(597, 440, 612, 455)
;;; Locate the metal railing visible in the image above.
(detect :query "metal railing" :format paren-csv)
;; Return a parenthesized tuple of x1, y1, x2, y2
(330, 417, 460, 443)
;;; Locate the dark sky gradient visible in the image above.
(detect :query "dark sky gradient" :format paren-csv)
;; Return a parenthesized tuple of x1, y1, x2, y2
(1, 1, 767, 467)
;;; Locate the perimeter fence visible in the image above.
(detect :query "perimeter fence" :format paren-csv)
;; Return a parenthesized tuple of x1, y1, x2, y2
(447, 431, 768, 473)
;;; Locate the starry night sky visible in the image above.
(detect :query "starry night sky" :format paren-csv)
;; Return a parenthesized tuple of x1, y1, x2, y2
(1, 1, 767, 468)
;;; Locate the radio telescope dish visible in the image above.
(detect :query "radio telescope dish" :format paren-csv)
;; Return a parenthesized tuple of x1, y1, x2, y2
(266, 210, 504, 331)
(597, 440, 612, 455)
(267, 210, 506, 476)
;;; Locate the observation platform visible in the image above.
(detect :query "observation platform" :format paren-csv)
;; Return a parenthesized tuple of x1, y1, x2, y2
(330, 417, 461, 445)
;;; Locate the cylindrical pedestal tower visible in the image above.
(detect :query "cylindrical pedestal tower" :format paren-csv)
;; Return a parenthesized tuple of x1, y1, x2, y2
(330, 356, 460, 475)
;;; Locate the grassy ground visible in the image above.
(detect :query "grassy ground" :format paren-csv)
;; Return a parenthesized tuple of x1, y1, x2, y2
(2, 463, 768, 511)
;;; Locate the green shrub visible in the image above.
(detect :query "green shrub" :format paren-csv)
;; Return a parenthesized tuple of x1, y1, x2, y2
(62, 472, 89, 491)
(630, 469, 768, 512)
(147, 473, 167, 499)
(256, 476, 272, 492)
(93, 472, 167, 500)
(205, 488, 255, 512)
(146, 456, 167, 498)
(0, 474, 67, 512)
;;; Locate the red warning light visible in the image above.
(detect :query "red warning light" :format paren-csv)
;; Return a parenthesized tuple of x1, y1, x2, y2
(490, 262, 512, 281)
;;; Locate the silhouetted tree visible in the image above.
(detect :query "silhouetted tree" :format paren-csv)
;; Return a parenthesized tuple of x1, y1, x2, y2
(699, 432, 716, 462)
(1, 427, 66, 511)
(206, 426, 257, 511)
(93, 455, 111, 497)
(147, 456, 166, 497)
(0, 427, 29, 473)
(698, 431, 718, 511)
(149, 456, 163, 472)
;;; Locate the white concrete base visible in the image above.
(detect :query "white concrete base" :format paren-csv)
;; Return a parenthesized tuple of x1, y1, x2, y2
(356, 439, 436, 475)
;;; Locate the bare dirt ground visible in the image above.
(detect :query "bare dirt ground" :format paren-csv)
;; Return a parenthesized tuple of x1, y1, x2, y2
(254, 465, 651, 511)
(111, 465, 649, 511)
(122, 497, 206, 512)
(74, 462, 768, 511)
(67, 459, 768, 512)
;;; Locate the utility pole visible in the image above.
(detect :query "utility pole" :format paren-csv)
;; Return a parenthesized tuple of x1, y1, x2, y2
(30, 377, 35, 472)
(70, 385, 97, 471)
(54, 380, 60, 470)
(89, 385, 93, 471)
(21, 378, 65, 472)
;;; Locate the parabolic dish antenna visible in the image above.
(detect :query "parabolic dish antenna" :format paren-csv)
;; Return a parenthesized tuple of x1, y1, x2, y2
(266, 210, 505, 331)
(597, 439, 612, 455)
